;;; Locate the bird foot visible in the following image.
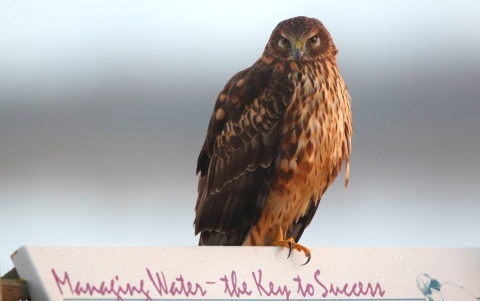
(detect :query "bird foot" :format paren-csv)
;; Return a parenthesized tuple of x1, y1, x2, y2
(273, 237, 311, 265)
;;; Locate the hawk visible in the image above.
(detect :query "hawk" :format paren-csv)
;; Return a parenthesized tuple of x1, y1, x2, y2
(194, 16, 352, 263)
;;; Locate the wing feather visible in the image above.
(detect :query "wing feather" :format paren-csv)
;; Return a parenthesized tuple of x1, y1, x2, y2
(286, 198, 320, 242)
(194, 60, 294, 245)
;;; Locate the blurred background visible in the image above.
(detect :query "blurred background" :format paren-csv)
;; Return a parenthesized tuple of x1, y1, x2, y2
(1, 1, 479, 273)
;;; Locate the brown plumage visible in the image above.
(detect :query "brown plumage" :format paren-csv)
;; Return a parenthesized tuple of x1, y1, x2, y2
(194, 16, 352, 254)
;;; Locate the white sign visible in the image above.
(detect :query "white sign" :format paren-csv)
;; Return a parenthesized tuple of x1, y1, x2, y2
(11, 246, 480, 301)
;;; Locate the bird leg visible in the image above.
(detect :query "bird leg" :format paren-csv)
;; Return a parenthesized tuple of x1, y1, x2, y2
(272, 227, 311, 265)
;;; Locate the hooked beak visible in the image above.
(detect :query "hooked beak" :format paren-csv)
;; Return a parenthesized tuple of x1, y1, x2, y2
(294, 40, 303, 62)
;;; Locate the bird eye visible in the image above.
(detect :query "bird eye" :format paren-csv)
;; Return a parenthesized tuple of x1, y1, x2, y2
(278, 37, 290, 47)
(308, 36, 319, 45)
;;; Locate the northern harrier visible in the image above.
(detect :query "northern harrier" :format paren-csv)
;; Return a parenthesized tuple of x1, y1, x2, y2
(194, 16, 352, 263)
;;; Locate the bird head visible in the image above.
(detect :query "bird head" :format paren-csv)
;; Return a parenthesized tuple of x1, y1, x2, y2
(264, 16, 337, 62)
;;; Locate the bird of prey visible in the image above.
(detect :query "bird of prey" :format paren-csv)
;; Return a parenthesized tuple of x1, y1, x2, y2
(194, 16, 352, 263)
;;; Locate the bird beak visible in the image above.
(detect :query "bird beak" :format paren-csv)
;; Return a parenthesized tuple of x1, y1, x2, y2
(294, 40, 303, 62)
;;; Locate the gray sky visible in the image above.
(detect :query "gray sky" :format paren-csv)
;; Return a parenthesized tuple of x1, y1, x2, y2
(1, 0, 480, 273)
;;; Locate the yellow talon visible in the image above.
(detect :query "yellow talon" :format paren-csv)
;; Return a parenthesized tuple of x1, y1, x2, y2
(272, 228, 311, 265)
